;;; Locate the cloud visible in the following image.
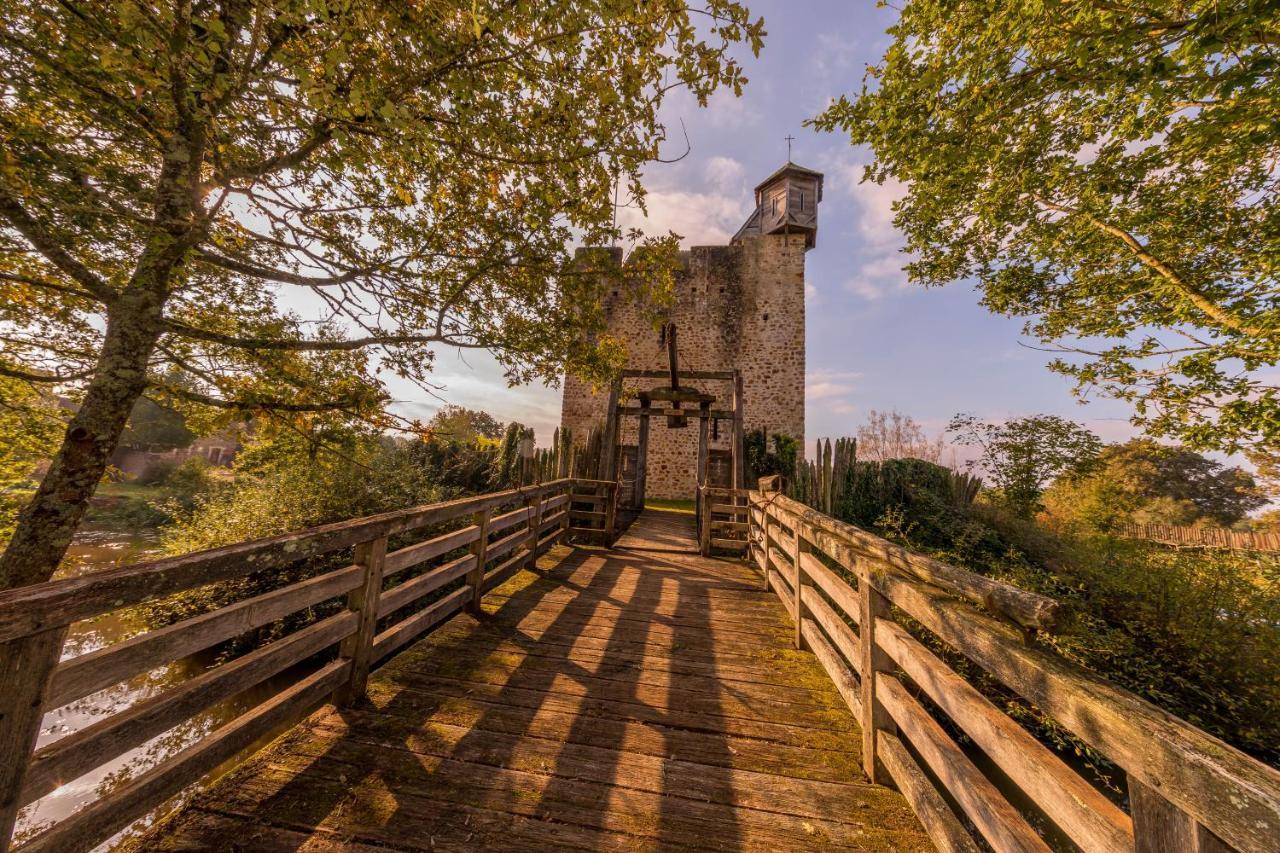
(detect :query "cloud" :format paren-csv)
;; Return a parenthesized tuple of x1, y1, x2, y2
(806, 368, 861, 402)
(844, 254, 910, 301)
(616, 159, 751, 246)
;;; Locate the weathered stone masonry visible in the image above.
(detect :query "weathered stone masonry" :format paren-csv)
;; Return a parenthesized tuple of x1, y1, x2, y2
(561, 163, 821, 500)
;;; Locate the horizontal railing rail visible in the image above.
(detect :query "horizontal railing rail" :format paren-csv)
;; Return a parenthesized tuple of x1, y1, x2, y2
(745, 483, 1280, 853)
(0, 479, 584, 853)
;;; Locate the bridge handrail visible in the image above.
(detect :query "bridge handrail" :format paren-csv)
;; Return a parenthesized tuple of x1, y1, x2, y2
(747, 485, 1280, 853)
(0, 478, 611, 853)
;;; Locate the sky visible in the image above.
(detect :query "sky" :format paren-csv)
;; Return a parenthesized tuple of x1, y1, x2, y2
(379, 0, 1146, 455)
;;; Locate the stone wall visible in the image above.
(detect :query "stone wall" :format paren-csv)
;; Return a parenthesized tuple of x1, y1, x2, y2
(561, 232, 807, 500)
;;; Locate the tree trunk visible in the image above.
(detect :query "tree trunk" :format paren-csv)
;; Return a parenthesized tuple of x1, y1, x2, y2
(0, 284, 170, 590)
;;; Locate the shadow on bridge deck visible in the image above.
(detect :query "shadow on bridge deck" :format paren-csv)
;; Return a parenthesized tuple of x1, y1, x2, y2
(131, 510, 929, 851)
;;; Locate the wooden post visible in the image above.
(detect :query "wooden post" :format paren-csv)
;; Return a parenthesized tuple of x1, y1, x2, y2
(523, 490, 542, 566)
(859, 570, 896, 784)
(696, 402, 710, 492)
(0, 627, 67, 852)
(732, 370, 745, 491)
(699, 487, 712, 556)
(603, 482, 618, 546)
(466, 507, 491, 614)
(600, 378, 622, 482)
(635, 398, 651, 511)
(335, 535, 387, 706)
(792, 530, 808, 650)
(1130, 778, 1233, 853)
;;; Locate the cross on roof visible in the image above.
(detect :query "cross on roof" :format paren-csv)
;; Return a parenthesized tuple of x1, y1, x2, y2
(784, 134, 796, 161)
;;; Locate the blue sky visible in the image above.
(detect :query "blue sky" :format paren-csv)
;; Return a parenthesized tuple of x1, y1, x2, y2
(383, 0, 1145, 454)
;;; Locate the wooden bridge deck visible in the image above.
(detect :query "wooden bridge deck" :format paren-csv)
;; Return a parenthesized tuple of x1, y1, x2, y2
(133, 510, 929, 851)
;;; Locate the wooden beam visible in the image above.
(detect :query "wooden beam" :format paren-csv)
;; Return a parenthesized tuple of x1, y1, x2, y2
(335, 536, 386, 705)
(621, 369, 735, 381)
(635, 401, 650, 511)
(616, 406, 733, 419)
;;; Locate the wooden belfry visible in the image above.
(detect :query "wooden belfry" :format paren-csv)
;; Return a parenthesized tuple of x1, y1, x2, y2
(599, 322, 746, 511)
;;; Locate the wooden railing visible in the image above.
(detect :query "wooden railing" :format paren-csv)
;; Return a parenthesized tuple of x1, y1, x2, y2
(1118, 522, 1280, 553)
(696, 485, 749, 556)
(566, 478, 619, 545)
(746, 484, 1280, 853)
(0, 479, 586, 853)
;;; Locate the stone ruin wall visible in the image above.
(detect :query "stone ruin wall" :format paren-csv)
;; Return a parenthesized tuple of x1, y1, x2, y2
(560, 233, 807, 500)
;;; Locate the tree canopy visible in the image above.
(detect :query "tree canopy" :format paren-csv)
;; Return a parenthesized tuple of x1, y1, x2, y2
(425, 405, 504, 445)
(814, 0, 1279, 455)
(0, 0, 763, 588)
(1044, 438, 1266, 530)
(949, 413, 1101, 518)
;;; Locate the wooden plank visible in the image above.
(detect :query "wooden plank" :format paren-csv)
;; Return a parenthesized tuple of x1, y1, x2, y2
(22, 611, 356, 807)
(487, 504, 533, 536)
(710, 503, 747, 515)
(15, 659, 350, 853)
(377, 554, 474, 617)
(384, 524, 478, 575)
(47, 563, 363, 710)
(570, 509, 606, 520)
(876, 568, 1280, 853)
(710, 537, 748, 550)
(798, 550, 861, 627)
(620, 368, 735, 381)
(763, 494, 1058, 631)
(335, 537, 387, 705)
(0, 628, 65, 851)
(800, 620, 863, 723)
(371, 587, 470, 661)
(800, 585, 860, 673)
(878, 730, 981, 853)
(0, 483, 571, 641)
(1130, 778, 1233, 853)
(617, 406, 735, 419)
(877, 674, 1050, 853)
(486, 526, 530, 562)
(875, 616, 1132, 852)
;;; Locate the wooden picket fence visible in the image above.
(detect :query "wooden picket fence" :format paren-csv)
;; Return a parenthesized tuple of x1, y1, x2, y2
(1119, 522, 1280, 553)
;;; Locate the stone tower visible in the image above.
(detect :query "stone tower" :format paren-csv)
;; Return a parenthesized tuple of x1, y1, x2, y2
(560, 162, 822, 501)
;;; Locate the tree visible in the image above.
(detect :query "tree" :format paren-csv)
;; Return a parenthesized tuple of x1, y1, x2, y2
(856, 409, 945, 463)
(0, 377, 63, 542)
(1044, 439, 1266, 530)
(0, 1, 763, 590)
(426, 405, 503, 445)
(119, 396, 195, 451)
(949, 413, 1101, 518)
(1245, 446, 1280, 501)
(814, 1, 1280, 455)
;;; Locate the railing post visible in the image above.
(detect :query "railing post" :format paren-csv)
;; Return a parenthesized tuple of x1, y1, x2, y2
(791, 529, 809, 650)
(0, 627, 67, 852)
(466, 506, 492, 614)
(335, 535, 387, 706)
(699, 487, 712, 556)
(523, 490, 542, 567)
(604, 482, 617, 546)
(858, 570, 896, 785)
(1129, 777, 1232, 853)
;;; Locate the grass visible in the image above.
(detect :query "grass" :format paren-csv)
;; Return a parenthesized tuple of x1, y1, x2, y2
(645, 498, 695, 514)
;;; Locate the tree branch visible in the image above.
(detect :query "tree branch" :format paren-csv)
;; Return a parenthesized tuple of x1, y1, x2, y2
(0, 183, 117, 302)
(1033, 195, 1272, 339)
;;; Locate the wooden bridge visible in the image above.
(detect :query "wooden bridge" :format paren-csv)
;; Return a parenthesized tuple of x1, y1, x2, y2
(1, 478, 1278, 852)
